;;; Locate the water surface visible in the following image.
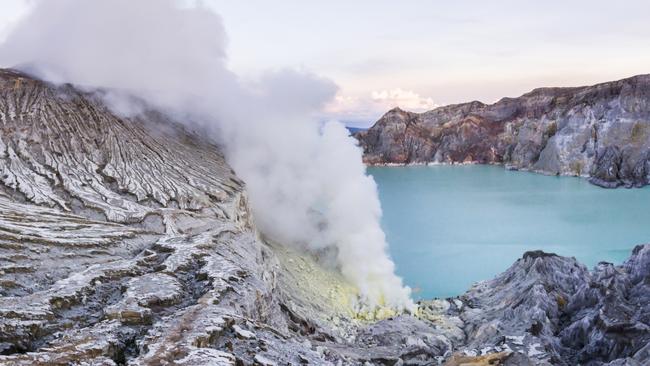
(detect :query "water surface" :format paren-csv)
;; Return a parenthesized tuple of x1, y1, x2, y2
(369, 165, 650, 299)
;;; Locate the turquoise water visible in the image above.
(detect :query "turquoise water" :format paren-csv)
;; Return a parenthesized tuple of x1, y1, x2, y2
(369, 165, 650, 300)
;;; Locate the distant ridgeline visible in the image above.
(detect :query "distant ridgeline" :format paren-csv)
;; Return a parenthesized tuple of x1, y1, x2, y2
(355, 74, 650, 188)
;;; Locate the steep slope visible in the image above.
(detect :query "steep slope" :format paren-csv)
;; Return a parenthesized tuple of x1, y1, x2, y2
(356, 75, 650, 188)
(0, 69, 456, 365)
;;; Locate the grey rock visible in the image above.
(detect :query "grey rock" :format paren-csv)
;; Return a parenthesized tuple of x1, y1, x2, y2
(356, 74, 650, 188)
(0, 68, 451, 366)
(431, 246, 650, 366)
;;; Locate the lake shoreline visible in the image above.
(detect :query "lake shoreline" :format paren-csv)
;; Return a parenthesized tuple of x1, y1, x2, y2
(369, 164, 650, 299)
(364, 160, 633, 188)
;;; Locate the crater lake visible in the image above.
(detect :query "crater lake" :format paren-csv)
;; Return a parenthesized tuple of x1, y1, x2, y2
(370, 165, 650, 299)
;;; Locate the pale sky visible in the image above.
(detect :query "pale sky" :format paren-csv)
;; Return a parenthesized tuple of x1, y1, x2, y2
(2, 0, 650, 126)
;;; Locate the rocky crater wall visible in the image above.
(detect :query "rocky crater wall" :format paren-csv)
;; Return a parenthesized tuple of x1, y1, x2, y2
(356, 75, 650, 188)
(0, 69, 648, 365)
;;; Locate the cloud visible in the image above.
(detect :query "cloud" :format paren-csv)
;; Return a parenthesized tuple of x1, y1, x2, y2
(325, 88, 439, 126)
(0, 0, 31, 43)
(371, 88, 439, 111)
(0, 0, 414, 311)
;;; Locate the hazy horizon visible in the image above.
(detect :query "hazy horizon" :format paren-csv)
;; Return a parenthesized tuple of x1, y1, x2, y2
(2, 0, 649, 127)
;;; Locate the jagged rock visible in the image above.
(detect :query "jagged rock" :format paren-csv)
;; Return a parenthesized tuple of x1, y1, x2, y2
(443, 351, 513, 366)
(0, 68, 325, 364)
(104, 273, 183, 325)
(356, 75, 650, 188)
(176, 349, 236, 366)
(558, 245, 650, 364)
(232, 324, 256, 340)
(254, 354, 278, 366)
(427, 246, 650, 366)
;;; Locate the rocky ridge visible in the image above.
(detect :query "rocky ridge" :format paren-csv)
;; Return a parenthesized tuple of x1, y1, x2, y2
(356, 75, 650, 188)
(0, 69, 648, 365)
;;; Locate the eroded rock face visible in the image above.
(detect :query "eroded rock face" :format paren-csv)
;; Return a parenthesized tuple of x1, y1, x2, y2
(0, 68, 454, 365)
(356, 75, 650, 188)
(0, 69, 648, 365)
(423, 246, 650, 366)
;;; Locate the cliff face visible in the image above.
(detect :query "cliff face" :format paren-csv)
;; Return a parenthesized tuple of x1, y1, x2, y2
(356, 75, 650, 188)
(0, 68, 453, 365)
(0, 69, 648, 366)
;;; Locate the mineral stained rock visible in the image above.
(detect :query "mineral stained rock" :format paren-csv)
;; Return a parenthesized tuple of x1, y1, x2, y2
(356, 74, 650, 188)
(0, 69, 648, 365)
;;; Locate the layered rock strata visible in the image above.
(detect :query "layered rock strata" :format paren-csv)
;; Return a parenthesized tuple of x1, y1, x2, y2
(356, 75, 650, 188)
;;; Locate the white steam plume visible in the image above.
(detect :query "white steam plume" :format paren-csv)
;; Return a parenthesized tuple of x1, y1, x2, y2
(0, 0, 414, 311)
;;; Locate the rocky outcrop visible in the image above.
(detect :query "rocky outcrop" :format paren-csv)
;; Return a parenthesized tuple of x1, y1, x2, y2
(443, 245, 650, 365)
(0, 68, 455, 365)
(356, 75, 650, 188)
(0, 69, 648, 365)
